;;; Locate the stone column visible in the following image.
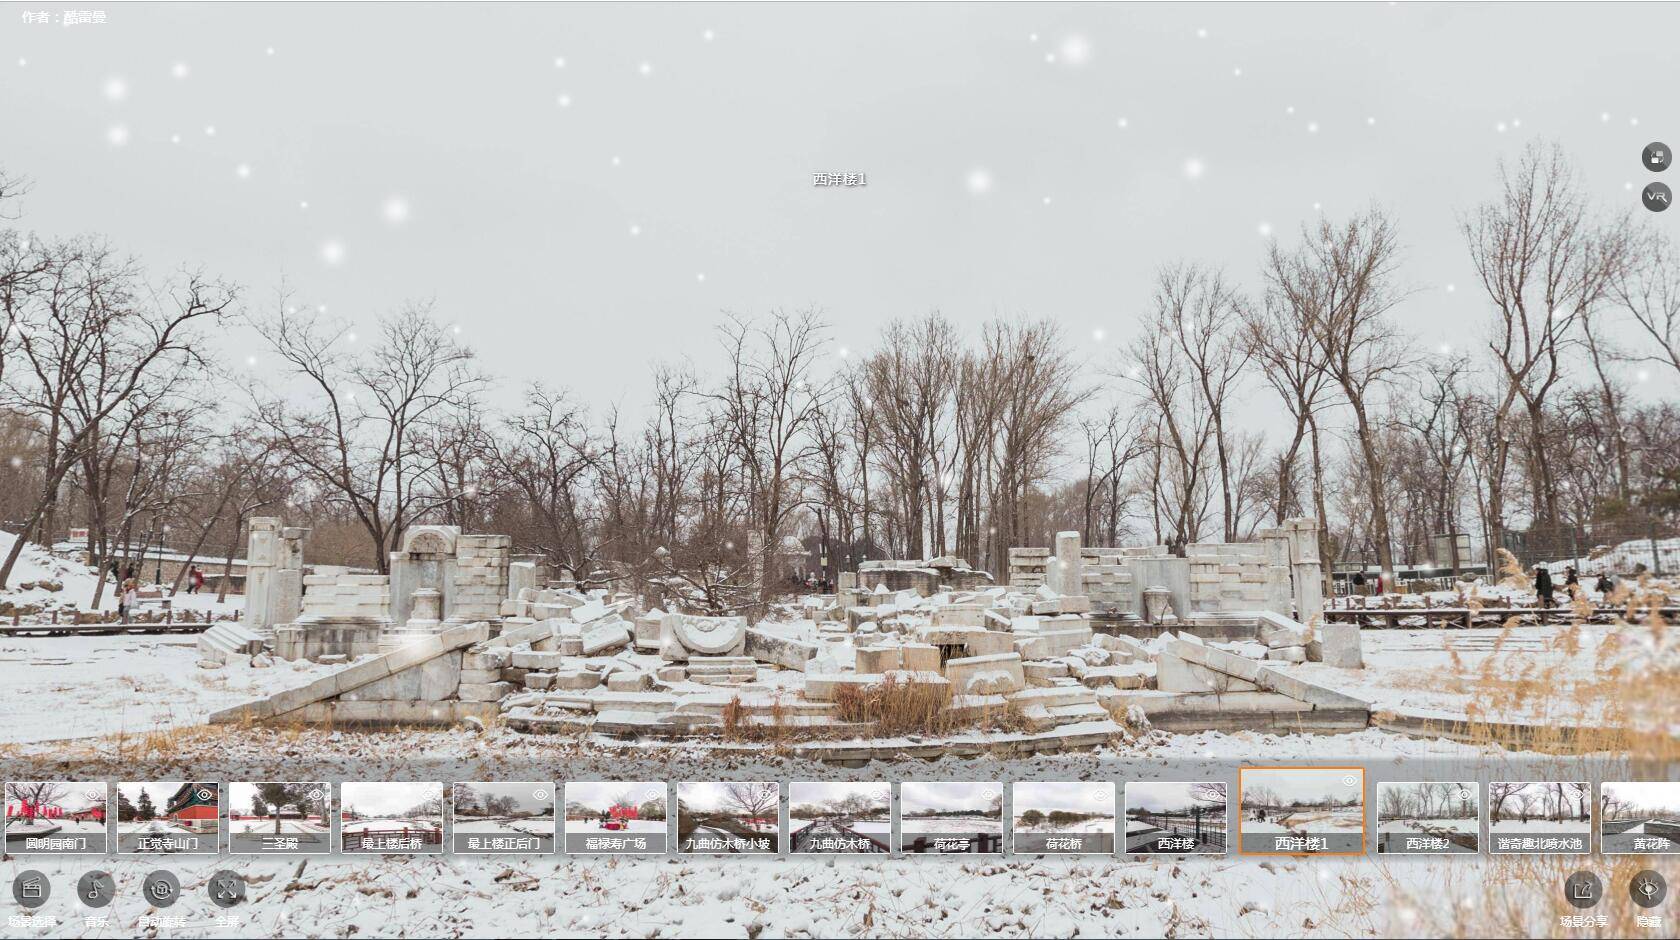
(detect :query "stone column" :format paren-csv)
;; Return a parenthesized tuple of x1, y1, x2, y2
(1260, 528, 1293, 617)
(1051, 530, 1084, 596)
(244, 517, 280, 637)
(1285, 517, 1326, 623)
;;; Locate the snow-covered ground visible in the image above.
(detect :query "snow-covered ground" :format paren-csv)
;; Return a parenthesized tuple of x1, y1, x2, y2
(453, 817, 554, 835)
(1, 851, 1669, 938)
(1015, 817, 1115, 833)
(0, 531, 244, 618)
(1293, 625, 1637, 724)
(1378, 818, 1476, 835)
(0, 632, 345, 744)
(568, 818, 666, 834)
(1488, 818, 1591, 833)
(115, 819, 203, 834)
(343, 818, 441, 835)
(5, 819, 104, 834)
(1244, 810, 1363, 834)
(902, 815, 1003, 833)
(230, 818, 329, 835)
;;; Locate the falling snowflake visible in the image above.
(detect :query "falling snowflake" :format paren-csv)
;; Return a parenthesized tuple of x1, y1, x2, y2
(965, 168, 993, 194)
(103, 77, 128, 101)
(1257, 222, 1273, 237)
(235, 163, 252, 179)
(557, 93, 572, 108)
(172, 62, 190, 79)
(321, 240, 347, 266)
(1183, 157, 1205, 180)
(1058, 35, 1091, 66)
(106, 124, 129, 146)
(383, 196, 410, 224)
(638, 61, 653, 77)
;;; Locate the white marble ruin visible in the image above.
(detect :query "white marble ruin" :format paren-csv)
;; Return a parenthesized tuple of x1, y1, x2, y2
(217, 517, 1368, 746)
(243, 517, 308, 639)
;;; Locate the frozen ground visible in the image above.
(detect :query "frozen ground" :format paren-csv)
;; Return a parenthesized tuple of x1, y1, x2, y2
(1, 852, 1670, 938)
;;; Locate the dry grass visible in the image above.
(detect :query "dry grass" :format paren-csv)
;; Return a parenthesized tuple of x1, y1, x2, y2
(831, 673, 960, 736)
(1380, 557, 1680, 934)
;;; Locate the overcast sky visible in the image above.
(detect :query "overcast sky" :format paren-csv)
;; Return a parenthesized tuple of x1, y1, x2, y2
(1127, 781, 1225, 813)
(3, 2, 1676, 428)
(1602, 782, 1680, 814)
(1242, 769, 1362, 805)
(341, 781, 440, 817)
(902, 781, 999, 815)
(1013, 781, 1112, 815)
(567, 781, 665, 810)
(789, 781, 890, 806)
(456, 781, 553, 814)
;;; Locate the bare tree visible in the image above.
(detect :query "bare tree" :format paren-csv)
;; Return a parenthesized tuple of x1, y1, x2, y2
(0, 237, 232, 588)
(249, 300, 484, 572)
(1273, 208, 1408, 583)
(710, 309, 834, 606)
(1463, 140, 1630, 554)
(1247, 274, 1337, 547)
(1616, 227, 1680, 378)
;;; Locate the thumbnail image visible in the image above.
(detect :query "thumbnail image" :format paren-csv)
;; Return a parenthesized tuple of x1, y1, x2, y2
(228, 782, 331, 853)
(1012, 782, 1116, 854)
(1488, 782, 1591, 854)
(340, 782, 445, 854)
(1124, 782, 1228, 854)
(565, 782, 668, 854)
(1375, 782, 1479, 854)
(788, 782, 891, 854)
(1239, 768, 1364, 855)
(451, 781, 555, 853)
(4, 782, 108, 854)
(1599, 782, 1680, 854)
(676, 782, 779, 854)
(115, 781, 219, 854)
(899, 782, 1003, 854)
